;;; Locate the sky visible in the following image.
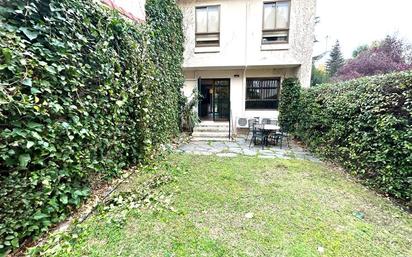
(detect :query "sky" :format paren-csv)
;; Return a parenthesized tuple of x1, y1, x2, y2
(314, 0, 412, 59)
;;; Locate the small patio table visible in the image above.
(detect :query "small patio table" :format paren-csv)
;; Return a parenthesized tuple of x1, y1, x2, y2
(262, 124, 280, 131)
(254, 124, 281, 146)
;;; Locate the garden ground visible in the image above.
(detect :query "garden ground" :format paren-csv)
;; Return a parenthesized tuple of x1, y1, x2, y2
(178, 137, 319, 162)
(29, 154, 412, 256)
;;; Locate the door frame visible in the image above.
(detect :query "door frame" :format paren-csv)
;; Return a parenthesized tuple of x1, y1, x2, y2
(198, 78, 231, 122)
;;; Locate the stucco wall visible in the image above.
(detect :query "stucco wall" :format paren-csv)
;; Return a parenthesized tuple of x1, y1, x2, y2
(178, 0, 316, 87)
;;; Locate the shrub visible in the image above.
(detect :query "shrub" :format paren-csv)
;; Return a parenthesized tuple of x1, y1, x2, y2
(335, 35, 412, 81)
(279, 78, 301, 133)
(0, 0, 183, 252)
(311, 64, 329, 87)
(294, 72, 412, 203)
(179, 89, 200, 132)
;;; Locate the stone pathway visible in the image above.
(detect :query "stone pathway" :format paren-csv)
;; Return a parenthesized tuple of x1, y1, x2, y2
(177, 137, 320, 162)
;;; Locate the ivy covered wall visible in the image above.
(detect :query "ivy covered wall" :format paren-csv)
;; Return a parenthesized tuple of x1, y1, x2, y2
(0, 0, 184, 252)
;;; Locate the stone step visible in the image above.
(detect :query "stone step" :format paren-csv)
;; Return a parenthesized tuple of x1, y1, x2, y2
(197, 122, 229, 128)
(191, 137, 230, 142)
(196, 125, 229, 130)
(193, 126, 229, 132)
(199, 121, 229, 125)
(192, 131, 229, 138)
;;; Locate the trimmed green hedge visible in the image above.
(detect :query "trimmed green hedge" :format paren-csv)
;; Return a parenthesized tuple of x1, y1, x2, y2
(0, 0, 183, 252)
(279, 78, 301, 133)
(294, 72, 412, 202)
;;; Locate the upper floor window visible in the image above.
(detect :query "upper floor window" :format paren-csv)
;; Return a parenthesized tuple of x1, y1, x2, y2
(196, 5, 220, 47)
(262, 1, 290, 44)
(246, 78, 281, 110)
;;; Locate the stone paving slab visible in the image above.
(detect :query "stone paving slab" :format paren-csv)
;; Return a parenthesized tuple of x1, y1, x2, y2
(177, 137, 320, 162)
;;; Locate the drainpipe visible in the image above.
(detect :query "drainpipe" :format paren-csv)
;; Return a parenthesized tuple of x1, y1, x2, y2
(243, 0, 249, 116)
(244, 0, 249, 69)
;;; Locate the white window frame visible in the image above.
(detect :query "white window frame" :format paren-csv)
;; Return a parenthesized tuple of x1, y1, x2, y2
(262, 1, 291, 45)
(195, 5, 221, 47)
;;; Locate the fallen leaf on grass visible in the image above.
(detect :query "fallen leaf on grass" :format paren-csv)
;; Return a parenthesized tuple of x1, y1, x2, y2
(245, 212, 254, 219)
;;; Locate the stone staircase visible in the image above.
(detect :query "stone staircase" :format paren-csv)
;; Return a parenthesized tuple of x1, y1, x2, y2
(191, 121, 230, 141)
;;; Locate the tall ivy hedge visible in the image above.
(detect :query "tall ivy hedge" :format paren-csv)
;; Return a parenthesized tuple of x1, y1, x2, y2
(293, 72, 412, 203)
(0, 0, 184, 252)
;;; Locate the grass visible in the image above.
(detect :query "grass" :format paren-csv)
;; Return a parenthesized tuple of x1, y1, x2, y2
(29, 154, 412, 257)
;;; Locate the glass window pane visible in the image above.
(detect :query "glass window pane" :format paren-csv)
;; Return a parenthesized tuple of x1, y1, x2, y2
(196, 7, 207, 33)
(267, 88, 277, 99)
(263, 3, 276, 30)
(207, 6, 220, 33)
(276, 2, 289, 29)
(246, 77, 280, 109)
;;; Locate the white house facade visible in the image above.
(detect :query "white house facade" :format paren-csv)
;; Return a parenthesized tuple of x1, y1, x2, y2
(177, 0, 315, 133)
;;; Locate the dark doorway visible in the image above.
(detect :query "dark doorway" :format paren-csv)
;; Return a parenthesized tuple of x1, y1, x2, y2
(198, 79, 230, 121)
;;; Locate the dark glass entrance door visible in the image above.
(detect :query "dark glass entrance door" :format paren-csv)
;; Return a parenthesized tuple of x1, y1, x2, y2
(213, 80, 230, 121)
(198, 79, 230, 121)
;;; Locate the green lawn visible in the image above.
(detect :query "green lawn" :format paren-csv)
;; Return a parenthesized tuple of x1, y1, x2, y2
(30, 154, 412, 257)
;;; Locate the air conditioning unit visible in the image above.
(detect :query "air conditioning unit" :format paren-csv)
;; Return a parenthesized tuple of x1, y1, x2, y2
(237, 117, 249, 128)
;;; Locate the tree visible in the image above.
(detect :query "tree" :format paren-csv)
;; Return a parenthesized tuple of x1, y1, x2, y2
(335, 35, 412, 81)
(179, 88, 200, 132)
(326, 40, 345, 77)
(352, 44, 368, 58)
(311, 64, 329, 87)
(310, 16, 330, 86)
